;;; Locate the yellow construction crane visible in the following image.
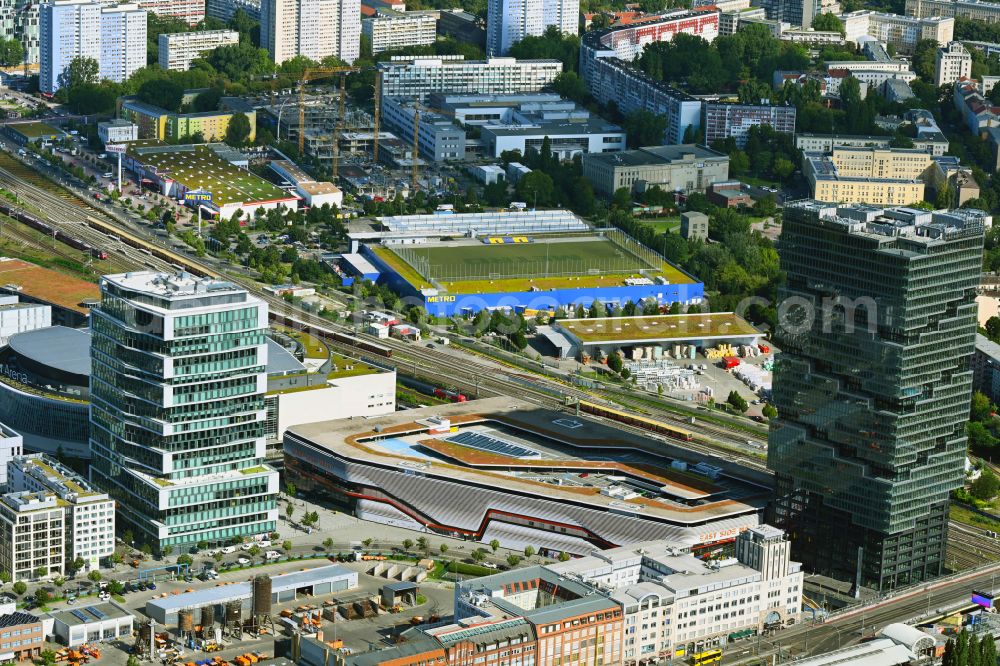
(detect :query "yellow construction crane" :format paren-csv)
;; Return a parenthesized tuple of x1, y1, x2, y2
(297, 67, 357, 158)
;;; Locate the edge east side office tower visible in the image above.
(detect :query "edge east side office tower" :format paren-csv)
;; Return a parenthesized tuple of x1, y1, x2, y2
(768, 201, 984, 591)
(89, 272, 278, 552)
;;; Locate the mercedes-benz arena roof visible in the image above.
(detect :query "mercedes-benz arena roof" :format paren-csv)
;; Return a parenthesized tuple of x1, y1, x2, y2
(555, 312, 760, 346)
(9, 326, 91, 377)
(8, 327, 304, 378)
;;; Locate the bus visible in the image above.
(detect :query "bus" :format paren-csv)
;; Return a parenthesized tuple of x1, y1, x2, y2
(692, 649, 722, 665)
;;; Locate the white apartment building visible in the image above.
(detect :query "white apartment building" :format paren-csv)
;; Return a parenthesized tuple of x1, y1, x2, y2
(8, 454, 115, 571)
(547, 526, 803, 664)
(158, 30, 240, 70)
(0, 492, 64, 581)
(936, 41, 972, 85)
(362, 11, 436, 54)
(39, 0, 146, 94)
(260, 0, 359, 65)
(378, 55, 562, 98)
(0, 425, 22, 491)
(206, 0, 260, 21)
(132, 0, 203, 24)
(487, 0, 578, 56)
(0, 296, 50, 347)
(97, 119, 138, 144)
(839, 10, 953, 52)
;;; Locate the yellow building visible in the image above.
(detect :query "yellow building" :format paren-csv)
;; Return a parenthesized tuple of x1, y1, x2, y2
(118, 97, 256, 143)
(805, 147, 933, 206)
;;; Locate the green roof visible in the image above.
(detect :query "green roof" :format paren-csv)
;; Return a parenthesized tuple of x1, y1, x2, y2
(127, 142, 292, 207)
(11, 121, 64, 139)
(557, 312, 760, 343)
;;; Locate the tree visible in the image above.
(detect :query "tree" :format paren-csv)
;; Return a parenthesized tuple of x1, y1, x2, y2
(971, 391, 994, 422)
(738, 79, 772, 105)
(54, 577, 65, 588)
(59, 56, 99, 91)
(402, 539, 413, 551)
(72, 557, 85, 574)
(193, 87, 223, 112)
(622, 109, 667, 148)
(39, 650, 56, 666)
(248, 545, 261, 557)
(516, 171, 556, 208)
(323, 538, 334, 550)
(11, 581, 25, 596)
(607, 352, 623, 374)
(508, 26, 580, 72)
(727, 390, 749, 413)
(225, 112, 252, 147)
(137, 78, 185, 112)
(970, 633, 981, 666)
(550, 71, 587, 103)
(107, 580, 124, 595)
(558, 551, 571, 562)
(972, 470, 1000, 501)
(162, 545, 173, 557)
(506, 554, 521, 567)
(489, 539, 500, 552)
(523, 545, 535, 558)
(282, 540, 292, 552)
(912, 39, 940, 82)
(811, 12, 845, 35)
(471, 549, 486, 563)
(957, 628, 970, 666)
(285, 482, 296, 497)
(213, 552, 224, 562)
(980, 634, 996, 666)
(986, 316, 1000, 343)
(176, 553, 193, 565)
(196, 541, 209, 552)
(362, 538, 373, 548)
(0, 572, 10, 586)
(285, 503, 295, 521)
(417, 536, 429, 552)
(88, 570, 102, 583)
(35, 588, 50, 605)
(439, 543, 449, 555)
(762, 403, 778, 419)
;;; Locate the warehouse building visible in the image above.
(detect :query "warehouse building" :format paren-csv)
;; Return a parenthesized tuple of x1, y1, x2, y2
(47, 602, 134, 647)
(144, 565, 358, 624)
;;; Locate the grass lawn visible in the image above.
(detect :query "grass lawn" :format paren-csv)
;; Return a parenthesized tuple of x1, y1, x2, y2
(275, 325, 329, 359)
(640, 217, 682, 234)
(950, 502, 1000, 533)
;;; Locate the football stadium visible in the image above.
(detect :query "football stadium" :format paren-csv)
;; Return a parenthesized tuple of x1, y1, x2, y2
(361, 230, 704, 316)
(283, 397, 766, 556)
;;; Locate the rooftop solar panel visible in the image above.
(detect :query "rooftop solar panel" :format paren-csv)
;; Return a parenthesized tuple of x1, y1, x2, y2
(69, 610, 89, 623)
(87, 607, 106, 620)
(446, 431, 539, 459)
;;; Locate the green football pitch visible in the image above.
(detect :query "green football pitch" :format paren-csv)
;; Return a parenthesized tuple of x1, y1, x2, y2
(391, 238, 652, 282)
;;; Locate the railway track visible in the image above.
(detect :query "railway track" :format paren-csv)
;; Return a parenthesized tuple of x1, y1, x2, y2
(948, 519, 1000, 570)
(0, 151, 775, 471)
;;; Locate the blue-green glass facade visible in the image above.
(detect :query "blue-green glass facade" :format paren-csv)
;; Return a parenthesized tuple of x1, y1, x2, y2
(89, 273, 278, 551)
(768, 202, 984, 591)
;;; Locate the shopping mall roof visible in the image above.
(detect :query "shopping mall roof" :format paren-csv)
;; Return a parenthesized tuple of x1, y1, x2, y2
(555, 313, 760, 345)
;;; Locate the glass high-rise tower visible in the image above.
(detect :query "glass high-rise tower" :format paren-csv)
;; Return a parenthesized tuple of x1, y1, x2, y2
(89, 272, 278, 551)
(768, 201, 985, 591)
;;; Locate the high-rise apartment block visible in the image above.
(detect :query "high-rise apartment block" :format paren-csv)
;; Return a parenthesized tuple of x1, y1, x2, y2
(377, 55, 562, 98)
(361, 11, 437, 54)
(0, 492, 64, 581)
(701, 102, 796, 148)
(8, 454, 115, 572)
(260, 0, 359, 65)
(158, 30, 241, 71)
(207, 0, 260, 21)
(755, 0, 840, 27)
(131, 0, 203, 24)
(769, 200, 984, 590)
(0, 0, 40, 64)
(39, 0, 146, 94)
(89, 272, 279, 552)
(936, 41, 972, 85)
(486, 0, 578, 56)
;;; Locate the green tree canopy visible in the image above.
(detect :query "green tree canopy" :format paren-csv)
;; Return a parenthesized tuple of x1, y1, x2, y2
(972, 469, 1000, 501)
(225, 111, 252, 147)
(137, 77, 185, 112)
(0, 38, 24, 67)
(811, 12, 845, 35)
(508, 26, 580, 72)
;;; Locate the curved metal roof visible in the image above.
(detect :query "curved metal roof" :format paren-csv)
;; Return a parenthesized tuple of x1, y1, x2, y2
(8, 326, 91, 377)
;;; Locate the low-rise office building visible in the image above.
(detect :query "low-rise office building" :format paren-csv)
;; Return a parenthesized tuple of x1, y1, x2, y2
(381, 97, 466, 161)
(905, 0, 1000, 24)
(97, 119, 138, 144)
(0, 296, 50, 347)
(480, 109, 625, 159)
(796, 111, 948, 155)
(548, 526, 802, 664)
(157, 30, 240, 71)
(582, 144, 730, 196)
(362, 10, 436, 54)
(47, 602, 133, 647)
(805, 146, 934, 205)
(269, 160, 343, 207)
(8, 454, 115, 571)
(0, 612, 44, 660)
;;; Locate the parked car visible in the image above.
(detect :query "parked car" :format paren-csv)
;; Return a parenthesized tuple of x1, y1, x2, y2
(265, 551, 281, 560)
(236, 557, 251, 566)
(240, 542, 255, 551)
(220, 546, 237, 554)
